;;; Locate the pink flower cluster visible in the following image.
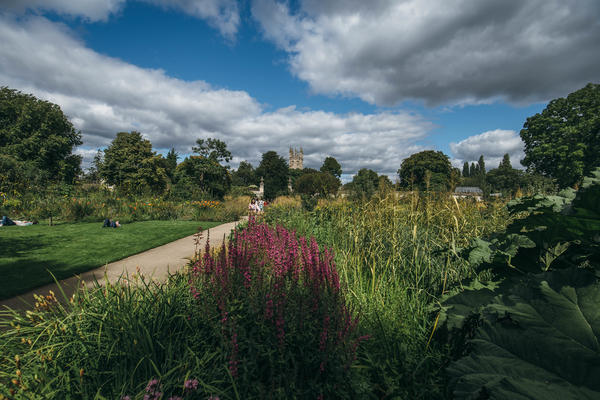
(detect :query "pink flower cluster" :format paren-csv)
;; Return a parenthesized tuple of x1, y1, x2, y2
(189, 217, 365, 379)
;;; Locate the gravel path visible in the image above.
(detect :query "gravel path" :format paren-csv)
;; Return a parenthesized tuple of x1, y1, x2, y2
(0, 219, 242, 312)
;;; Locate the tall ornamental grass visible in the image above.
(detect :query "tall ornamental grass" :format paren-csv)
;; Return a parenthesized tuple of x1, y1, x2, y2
(264, 191, 510, 398)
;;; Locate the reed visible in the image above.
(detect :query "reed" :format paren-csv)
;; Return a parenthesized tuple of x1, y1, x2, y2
(264, 191, 510, 398)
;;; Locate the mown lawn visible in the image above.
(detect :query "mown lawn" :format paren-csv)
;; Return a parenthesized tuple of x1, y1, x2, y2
(0, 220, 220, 300)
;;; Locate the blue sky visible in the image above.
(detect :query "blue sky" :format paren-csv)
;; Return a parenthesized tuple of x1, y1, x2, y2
(1, 0, 598, 181)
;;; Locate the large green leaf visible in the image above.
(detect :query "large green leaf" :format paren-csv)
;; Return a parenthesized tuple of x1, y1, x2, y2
(448, 269, 600, 400)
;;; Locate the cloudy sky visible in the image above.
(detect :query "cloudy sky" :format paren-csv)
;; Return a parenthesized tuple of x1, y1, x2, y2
(1, 0, 599, 181)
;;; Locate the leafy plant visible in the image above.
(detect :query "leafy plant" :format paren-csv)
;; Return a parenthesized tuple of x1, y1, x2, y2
(438, 168, 600, 399)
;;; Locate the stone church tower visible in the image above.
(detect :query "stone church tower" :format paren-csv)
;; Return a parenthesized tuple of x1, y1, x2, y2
(289, 147, 303, 169)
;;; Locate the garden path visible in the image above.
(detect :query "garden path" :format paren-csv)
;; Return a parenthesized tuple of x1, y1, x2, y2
(0, 219, 244, 312)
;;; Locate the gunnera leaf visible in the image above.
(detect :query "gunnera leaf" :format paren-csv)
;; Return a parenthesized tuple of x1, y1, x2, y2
(448, 269, 600, 400)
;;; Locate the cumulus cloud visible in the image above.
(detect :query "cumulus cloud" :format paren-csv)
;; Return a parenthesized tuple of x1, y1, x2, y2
(450, 129, 525, 170)
(0, 0, 125, 21)
(141, 0, 240, 38)
(253, 0, 600, 106)
(0, 14, 431, 177)
(1, 0, 239, 37)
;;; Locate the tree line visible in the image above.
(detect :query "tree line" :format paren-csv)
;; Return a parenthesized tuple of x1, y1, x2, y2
(1, 83, 599, 201)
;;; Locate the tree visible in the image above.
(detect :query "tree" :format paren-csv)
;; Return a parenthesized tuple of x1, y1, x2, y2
(486, 167, 522, 196)
(499, 153, 512, 170)
(174, 155, 231, 199)
(320, 156, 342, 179)
(349, 168, 379, 199)
(0, 86, 82, 190)
(295, 171, 340, 198)
(398, 150, 453, 191)
(173, 137, 232, 199)
(192, 138, 232, 163)
(477, 155, 486, 177)
(165, 148, 178, 181)
(469, 163, 476, 177)
(232, 161, 258, 187)
(101, 131, 167, 194)
(521, 83, 600, 188)
(462, 161, 470, 177)
(255, 151, 289, 200)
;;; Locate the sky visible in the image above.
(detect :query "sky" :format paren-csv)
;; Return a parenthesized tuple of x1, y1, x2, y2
(1, 0, 599, 182)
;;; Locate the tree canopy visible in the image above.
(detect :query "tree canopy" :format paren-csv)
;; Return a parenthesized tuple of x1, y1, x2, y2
(294, 171, 340, 198)
(348, 168, 379, 199)
(0, 86, 82, 190)
(398, 150, 452, 191)
(231, 161, 258, 187)
(256, 151, 289, 200)
(520, 83, 600, 188)
(192, 138, 232, 163)
(101, 131, 167, 194)
(320, 156, 342, 179)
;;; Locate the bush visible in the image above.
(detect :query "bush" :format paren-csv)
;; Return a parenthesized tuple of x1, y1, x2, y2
(189, 219, 368, 398)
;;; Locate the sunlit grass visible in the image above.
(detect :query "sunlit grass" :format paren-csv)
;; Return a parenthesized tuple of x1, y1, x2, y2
(0, 220, 220, 299)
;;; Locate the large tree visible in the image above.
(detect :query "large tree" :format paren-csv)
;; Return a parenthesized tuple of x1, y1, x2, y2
(192, 138, 232, 163)
(231, 160, 258, 187)
(173, 137, 232, 199)
(295, 171, 340, 198)
(348, 168, 379, 199)
(101, 131, 167, 194)
(521, 83, 600, 188)
(486, 154, 522, 196)
(0, 86, 82, 189)
(398, 150, 452, 191)
(255, 151, 289, 200)
(320, 156, 342, 179)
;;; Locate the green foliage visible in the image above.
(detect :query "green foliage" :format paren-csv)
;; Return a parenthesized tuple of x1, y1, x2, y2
(164, 147, 178, 181)
(486, 166, 522, 196)
(0, 274, 229, 399)
(174, 155, 231, 200)
(101, 131, 167, 194)
(348, 168, 379, 199)
(398, 150, 453, 191)
(294, 171, 340, 198)
(192, 137, 232, 163)
(0, 87, 82, 191)
(439, 168, 600, 399)
(320, 156, 342, 179)
(264, 193, 510, 398)
(231, 160, 257, 187)
(462, 161, 469, 178)
(521, 83, 600, 188)
(255, 151, 289, 200)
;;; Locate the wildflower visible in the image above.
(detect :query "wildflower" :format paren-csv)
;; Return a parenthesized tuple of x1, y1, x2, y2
(121, 396, 131, 400)
(184, 378, 199, 392)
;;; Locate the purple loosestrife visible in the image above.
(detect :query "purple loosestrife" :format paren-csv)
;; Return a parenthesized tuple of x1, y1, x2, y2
(184, 378, 199, 392)
(189, 217, 366, 384)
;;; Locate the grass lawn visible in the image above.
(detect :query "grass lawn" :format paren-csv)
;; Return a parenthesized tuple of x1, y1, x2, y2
(0, 220, 221, 300)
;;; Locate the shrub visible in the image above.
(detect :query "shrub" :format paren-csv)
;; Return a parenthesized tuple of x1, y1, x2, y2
(189, 218, 368, 398)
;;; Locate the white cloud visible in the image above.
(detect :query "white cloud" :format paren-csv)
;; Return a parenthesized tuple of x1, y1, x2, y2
(450, 129, 525, 170)
(253, 0, 600, 106)
(141, 0, 240, 39)
(1, 0, 239, 37)
(0, 15, 432, 177)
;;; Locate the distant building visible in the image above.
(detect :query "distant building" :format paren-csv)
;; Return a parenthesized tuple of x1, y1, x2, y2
(453, 186, 483, 201)
(251, 177, 264, 199)
(289, 147, 303, 169)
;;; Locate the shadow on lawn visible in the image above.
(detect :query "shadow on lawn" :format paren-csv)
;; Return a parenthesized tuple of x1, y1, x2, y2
(0, 235, 74, 301)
